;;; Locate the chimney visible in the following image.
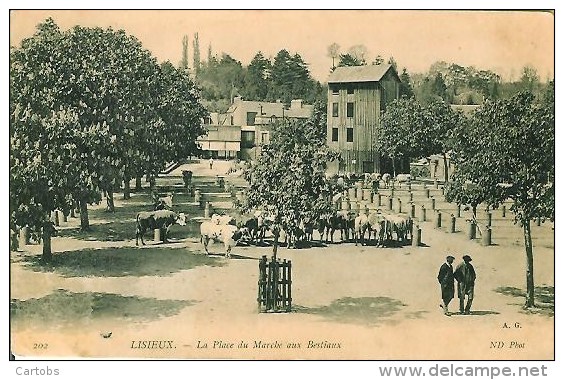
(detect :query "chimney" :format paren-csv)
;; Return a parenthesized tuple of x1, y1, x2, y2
(290, 99, 303, 109)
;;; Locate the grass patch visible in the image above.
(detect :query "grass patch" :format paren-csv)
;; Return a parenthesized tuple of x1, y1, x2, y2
(11, 289, 194, 326)
(21, 246, 225, 278)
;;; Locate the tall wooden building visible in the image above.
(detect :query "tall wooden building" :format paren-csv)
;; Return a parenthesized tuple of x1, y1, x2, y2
(326, 64, 401, 174)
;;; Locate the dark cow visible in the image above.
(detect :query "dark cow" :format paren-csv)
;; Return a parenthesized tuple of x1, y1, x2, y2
(136, 210, 187, 246)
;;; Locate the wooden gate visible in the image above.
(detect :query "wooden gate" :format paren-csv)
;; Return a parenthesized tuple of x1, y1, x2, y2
(257, 255, 292, 313)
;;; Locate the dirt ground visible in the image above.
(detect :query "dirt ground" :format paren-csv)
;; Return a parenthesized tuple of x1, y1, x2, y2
(10, 161, 554, 360)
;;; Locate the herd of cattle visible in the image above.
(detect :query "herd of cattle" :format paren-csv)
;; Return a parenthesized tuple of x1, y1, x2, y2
(135, 206, 414, 258)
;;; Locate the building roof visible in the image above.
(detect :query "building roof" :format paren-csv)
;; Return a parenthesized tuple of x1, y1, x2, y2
(327, 64, 398, 84)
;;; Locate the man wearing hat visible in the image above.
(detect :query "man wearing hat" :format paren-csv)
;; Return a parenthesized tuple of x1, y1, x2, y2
(454, 255, 477, 314)
(437, 255, 455, 315)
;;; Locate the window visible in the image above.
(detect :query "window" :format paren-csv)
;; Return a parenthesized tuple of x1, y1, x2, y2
(346, 128, 353, 142)
(332, 128, 339, 142)
(331, 87, 339, 95)
(332, 103, 339, 117)
(347, 86, 354, 95)
(246, 112, 257, 126)
(241, 131, 255, 148)
(347, 102, 354, 118)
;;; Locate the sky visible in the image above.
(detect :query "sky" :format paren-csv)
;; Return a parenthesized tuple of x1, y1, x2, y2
(9, 10, 554, 83)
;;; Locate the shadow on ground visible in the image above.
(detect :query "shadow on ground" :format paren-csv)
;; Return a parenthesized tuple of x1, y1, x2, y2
(11, 289, 194, 326)
(20, 246, 225, 278)
(294, 296, 406, 326)
(495, 286, 554, 317)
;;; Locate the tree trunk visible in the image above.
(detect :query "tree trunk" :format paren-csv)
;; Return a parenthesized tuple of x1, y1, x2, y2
(123, 169, 131, 200)
(523, 218, 535, 308)
(42, 220, 53, 262)
(442, 152, 449, 183)
(273, 227, 279, 261)
(149, 175, 156, 191)
(106, 188, 115, 213)
(79, 198, 90, 231)
(391, 157, 396, 177)
(135, 174, 142, 191)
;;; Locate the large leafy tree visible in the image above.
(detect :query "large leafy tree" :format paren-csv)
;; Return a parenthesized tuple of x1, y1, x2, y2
(377, 98, 427, 176)
(446, 91, 554, 308)
(240, 103, 339, 258)
(10, 19, 206, 259)
(241, 52, 271, 101)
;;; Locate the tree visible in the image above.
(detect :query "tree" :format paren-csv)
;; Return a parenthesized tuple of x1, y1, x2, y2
(269, 50, 320, 104)
(377, 98, 427, 175)
(446, 92, 554, 308)
(10, 19, 207, 260)
(372, 55, 384, 65)
(180, 35, 189, 71)
(337, 53, 365, 67)
(432, 72, 447, 100)
(327, 42, 340, 71)
(347, 44, 368, 64)
(242, 51, 271, 101)
(519, 65, 540, 92)
(399, 68, 415, 99)
(192, 32, 200, 73)
(239, 104, 339, 258)
(387, 57, 397, 70)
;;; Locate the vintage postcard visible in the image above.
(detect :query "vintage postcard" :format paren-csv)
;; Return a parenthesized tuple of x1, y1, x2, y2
(8, 9, 555, 364)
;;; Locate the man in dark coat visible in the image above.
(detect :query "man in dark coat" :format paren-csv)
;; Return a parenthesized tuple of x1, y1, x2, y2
(454, 254, 477, 314)
(437, 255, 455, 316)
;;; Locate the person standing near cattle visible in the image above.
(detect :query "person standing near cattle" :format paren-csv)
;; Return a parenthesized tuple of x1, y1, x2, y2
(454, 254, 477, 314)
(209, 157, 214, 170)
(437, 255, 455, 316)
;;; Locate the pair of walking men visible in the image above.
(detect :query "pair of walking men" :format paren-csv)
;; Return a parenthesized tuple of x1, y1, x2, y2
(437, 254, 476, 316)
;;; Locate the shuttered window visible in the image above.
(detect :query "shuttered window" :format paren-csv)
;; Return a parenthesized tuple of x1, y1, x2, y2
(332, 128, 339, 142)
(346, 128, 353, 142)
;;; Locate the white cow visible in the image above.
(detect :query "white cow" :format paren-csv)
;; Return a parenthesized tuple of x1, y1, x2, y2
(200, 221, 243, 258)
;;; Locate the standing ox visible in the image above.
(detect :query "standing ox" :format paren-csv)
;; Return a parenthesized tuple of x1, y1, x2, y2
(136, 210, 187, 246)
(200, 221, 243, 258)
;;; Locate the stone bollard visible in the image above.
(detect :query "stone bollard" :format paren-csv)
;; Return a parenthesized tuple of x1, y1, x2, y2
(467, 220, 476, 240)
(387, 197, 393, 211)
(481, 227, 492, 246)
(154, 228, 165, 243)
(204, 201, 211, 218)
(407, 182, 412, 191)
(449, 214, 456, 233)
(431, 197, 436, 210)
(420, 205, 427, 222)
(434, 178, 438, 189)
(63, 211, 68, 223)
(435, 210, 442, 229)
(502, 205, 506, 218)
(410, 203, 416, 218)
(487, 212, 492, 227)
(19, 226, 30, 247)
(356, 202, 361, 215)
(412, 225, 421, 247)
(53, 210, 60, 227)
(425, 188, 430, 198)
(397, 198, 402, 213)
(195, 189, 201, 203)
(390, 188, 395, 197)
(457, 204, 461, 218)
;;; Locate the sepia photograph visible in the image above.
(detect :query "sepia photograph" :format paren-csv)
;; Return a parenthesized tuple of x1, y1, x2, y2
(7, 8, 555, 365)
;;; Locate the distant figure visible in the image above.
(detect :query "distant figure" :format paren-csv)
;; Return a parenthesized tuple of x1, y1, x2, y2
(437, 255, 455, 316)
(454, 254, 477, 315)
(209, 157, 214, 170)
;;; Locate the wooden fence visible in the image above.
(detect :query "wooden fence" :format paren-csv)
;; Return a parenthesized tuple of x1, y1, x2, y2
(257, 255, 292, 313)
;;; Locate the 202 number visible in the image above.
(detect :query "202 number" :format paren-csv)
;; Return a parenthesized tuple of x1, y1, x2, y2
(33, 343, 48, 349)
